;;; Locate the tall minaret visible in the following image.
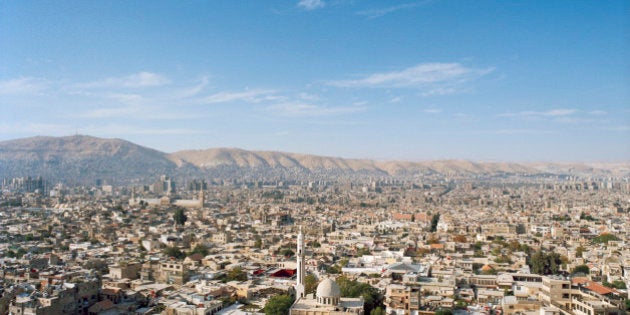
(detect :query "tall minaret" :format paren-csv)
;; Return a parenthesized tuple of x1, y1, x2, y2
(296, 226, 305, 299)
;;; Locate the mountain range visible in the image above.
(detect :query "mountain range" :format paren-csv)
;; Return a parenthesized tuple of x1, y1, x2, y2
(0, 135, 627, 184)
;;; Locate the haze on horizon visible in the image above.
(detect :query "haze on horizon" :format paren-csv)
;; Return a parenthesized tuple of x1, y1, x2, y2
(1, 1, 628, 162)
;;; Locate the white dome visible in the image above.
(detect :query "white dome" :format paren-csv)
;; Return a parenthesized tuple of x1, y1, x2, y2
(316, 278, 341, 298)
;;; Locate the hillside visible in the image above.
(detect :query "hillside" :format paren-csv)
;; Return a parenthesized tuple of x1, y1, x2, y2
(0, 135, 627, 184)
(169, 148, 539, 176)
(0, 135, 180, 183)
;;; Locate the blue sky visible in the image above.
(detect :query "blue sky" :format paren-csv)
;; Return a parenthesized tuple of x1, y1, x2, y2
(1, 0, 628, 161)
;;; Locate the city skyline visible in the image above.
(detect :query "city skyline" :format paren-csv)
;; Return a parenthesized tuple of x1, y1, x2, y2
(1, 1, 628, 161)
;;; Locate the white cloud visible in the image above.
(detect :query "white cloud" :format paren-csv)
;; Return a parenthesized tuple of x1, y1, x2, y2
(498, 108, 577, 117)
(422, 108, 442, 114)
(78, 106, 138, 119)
(329, 63, 493, 89)
(553, 117, 606, 124)
(357, 2, 428, 19)
(0, 77, 47, 95)
(588, 110, 607, 116)
(199, 89, 277, 104)
(76, 72, 171, 89)
(297, 0, 325, 10)
(421, 87, 458, 96)
(298, 92, 319, 101)
(81, 124, 200, 136)
(105, 93, 144, 104)
(178, 76, 210, 98)
(266, 103, 364, 117)
(74, 104, 201, 120)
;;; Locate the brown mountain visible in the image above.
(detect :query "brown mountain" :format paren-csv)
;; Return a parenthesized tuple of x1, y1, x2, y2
(0, 135, 180, 183)
(168, 148, 538, 175)
(1, 135, 625, 184)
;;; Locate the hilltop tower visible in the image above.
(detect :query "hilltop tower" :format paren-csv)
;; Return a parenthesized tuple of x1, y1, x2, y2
(296, 226, 305, 299)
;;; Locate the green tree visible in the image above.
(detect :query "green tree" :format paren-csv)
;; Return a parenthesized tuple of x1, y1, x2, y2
(430, 213, 440, 232)
(339, 258, 349, 268)
(263, 294, 294, 315)
(371, 307, 386, 315)
(611, 280, 627, 289)
(173, 207, 188, 226)
(592, 233, 620, 244)
(575, 245, 585, 258)
(572, 264, 590, 275)
(336, 276, 383, 314)
(435, 309, 453, 315)
(163, 246, 185, 259)
(515, 223, 526, 234)
(305, 274, 318, 295)
(189, 244, 209, 257)
(281, 248, 295, 257)
(226, 266, 248, 282)
(529, 250, 562, 275)
(254, 236, 262, 249)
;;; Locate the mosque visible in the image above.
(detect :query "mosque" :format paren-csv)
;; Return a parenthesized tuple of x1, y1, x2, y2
(290, 227, 364, 315)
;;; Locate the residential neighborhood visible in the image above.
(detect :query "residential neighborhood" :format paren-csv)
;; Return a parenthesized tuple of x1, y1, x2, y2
(1, 173, 628, 315)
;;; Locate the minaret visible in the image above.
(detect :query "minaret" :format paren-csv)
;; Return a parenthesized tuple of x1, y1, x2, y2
(296, 226, 305, 299)
(198, 189, 205, 208)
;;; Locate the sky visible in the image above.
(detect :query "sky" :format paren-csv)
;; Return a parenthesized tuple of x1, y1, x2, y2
(1, 0, 628, 162)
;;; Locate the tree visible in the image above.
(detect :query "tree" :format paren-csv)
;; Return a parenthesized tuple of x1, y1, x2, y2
(305, 274, 318, 295)
(226, 266, 248, 282)
(263, 294, 294, 315)
(371, 307, 386, 315)
(163, 246, 185, 259)
(515, 223, 526, 234)
(254, 236, 262, 249)
(572, 264, 590, 275)
(173, 207, 188, 226)
(336, 276, 383, 314)
(529, 250, 562, 275)
(281, 248, 295, 258)
(611, 280, 627, 289)
(592, 233, 620, 244)
(435, 309, 453, 315)
(430, 213, 440, 232)
(189, 244, 208, 257)
(575, 245, 585, 258)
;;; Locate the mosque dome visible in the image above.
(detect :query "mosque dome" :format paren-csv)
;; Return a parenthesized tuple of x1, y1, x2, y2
(316, 278, 341, 306)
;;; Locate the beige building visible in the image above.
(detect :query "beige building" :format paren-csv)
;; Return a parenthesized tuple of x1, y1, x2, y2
(384, 284, 421, 315)
(540, 276, 572, 310)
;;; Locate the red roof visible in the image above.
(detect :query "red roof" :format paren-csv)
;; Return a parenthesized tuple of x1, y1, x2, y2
(270, 269, 297, 278)
(584, 282, 615, 295)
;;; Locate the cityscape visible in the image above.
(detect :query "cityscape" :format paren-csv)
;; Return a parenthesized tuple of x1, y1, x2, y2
(0, 135, 628, 315)
(1, 1, 629, 315)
